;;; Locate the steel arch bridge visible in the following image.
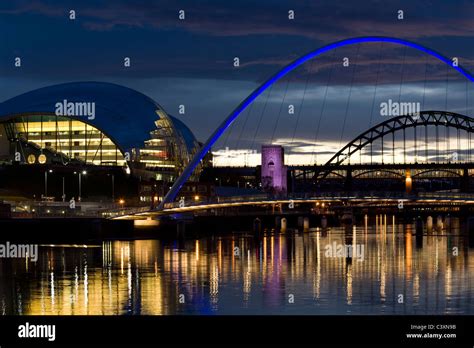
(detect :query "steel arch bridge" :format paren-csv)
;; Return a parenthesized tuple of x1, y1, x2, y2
(314, 111, 474, 180)
(159, 36, 474, 209)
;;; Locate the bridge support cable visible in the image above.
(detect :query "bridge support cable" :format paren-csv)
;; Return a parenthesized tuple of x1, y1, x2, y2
(398, 46, 408, 165)
(425, 125, 428, 162)
(397, 46, 408, 107)
(403, 128, 406, 164)
(270, 76, 291, 145)
(414, 125, 417, 163)
(220, 102, 239, 167)
(467, 78, 470, 115)
(381, 135, 384, 163)
(445, 62, 450, 162)
(436, 126, 439, 163)
(310, 49, 337, 165)
(234, 99, 255, 158)
(392, 132, 395, 164)
(445, 62, 449, 113)
(339, 44, 361, 155)
(370, 142, 373, 165)
(289, 57, 316, 164)
(367, 42, 385, 166)
(249, 83, 275, 153)
(457, 128, 461, 162)
(159, 37, 474, 209)
(468, 133, 472, 162)
(446, 125, 450, 160)
(315, 111, 474, 180)
(369, 42, 385, 130)
(421, 55, 428, 111)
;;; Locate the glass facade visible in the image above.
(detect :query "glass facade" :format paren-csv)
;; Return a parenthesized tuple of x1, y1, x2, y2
(2, 114, 126, 166)
(135, 110, 191, 175)
(0, 82, 201, 183)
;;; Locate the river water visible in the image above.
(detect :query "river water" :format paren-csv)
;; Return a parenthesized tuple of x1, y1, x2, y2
(1, 217, 473, 315)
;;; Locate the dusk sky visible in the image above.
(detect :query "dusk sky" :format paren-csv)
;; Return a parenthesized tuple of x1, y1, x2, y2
(1, 0, 473, 165)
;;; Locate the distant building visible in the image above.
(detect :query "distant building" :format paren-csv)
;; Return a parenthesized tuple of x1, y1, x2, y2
(261, 145, 287, 194)
(0, 82, 200, 183)
(0, 82, 204, 203)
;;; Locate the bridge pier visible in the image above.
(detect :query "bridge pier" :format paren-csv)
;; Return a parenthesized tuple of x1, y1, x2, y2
(426, 216, 433, 233)
(436, 216, 443, 231)
(275, 216, 281, 229)
(344, 167, 353, 191)
(177, 220, 186, 236)
(281, 217, 287, 232)
(467, 217, 474, 239)
(461, 167, 470, 193)
(445, 214, 451, 231)
(467, 217, 474, 247)
(253, 218, 262, 234)
(321, 215, 327, 229)
(303, 217, 309, 232)
(415, 216, 423, 235)
(297, 216, 303, 228)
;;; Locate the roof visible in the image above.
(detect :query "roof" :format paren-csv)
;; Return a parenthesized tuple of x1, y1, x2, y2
(0, 81, 198, 153)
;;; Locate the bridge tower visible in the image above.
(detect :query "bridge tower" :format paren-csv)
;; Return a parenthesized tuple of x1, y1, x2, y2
(261, 145, 287, 195)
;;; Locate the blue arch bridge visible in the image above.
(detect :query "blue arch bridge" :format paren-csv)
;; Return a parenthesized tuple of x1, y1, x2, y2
(112, 110, 474, 222)
(111, 37, 474, 222)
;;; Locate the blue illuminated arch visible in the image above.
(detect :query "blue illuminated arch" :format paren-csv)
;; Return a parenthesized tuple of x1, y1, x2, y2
(159, 36, 474, 208)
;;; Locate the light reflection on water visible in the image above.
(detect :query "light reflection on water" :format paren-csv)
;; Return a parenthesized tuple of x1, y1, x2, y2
(0, 218, 473, 315)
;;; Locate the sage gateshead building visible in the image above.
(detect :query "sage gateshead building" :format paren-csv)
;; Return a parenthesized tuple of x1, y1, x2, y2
(0, 81, 201, 202)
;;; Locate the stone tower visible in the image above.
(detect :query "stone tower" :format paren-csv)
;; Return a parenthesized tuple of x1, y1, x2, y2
(261, 145, 287, 194)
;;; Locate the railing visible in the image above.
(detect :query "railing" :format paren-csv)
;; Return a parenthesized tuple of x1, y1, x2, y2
(163, 194, 270, 209)
(101, 206, 153, 218)
(14, 191, 471, 219)
(7, 200, 130, 218)
(161, 191, 474, 210)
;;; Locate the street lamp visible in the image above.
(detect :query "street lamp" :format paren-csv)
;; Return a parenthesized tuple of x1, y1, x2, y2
(44, 169, 53, 198)
(78, 170, 87, 201)
(61, 177, 66, 202)
(119, 199, 125, 208)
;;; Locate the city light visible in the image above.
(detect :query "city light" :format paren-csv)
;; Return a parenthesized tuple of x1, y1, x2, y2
(1, 6, 474, 338)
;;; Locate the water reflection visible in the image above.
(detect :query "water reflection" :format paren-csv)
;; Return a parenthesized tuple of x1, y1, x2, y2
(0, 217, 473, 315)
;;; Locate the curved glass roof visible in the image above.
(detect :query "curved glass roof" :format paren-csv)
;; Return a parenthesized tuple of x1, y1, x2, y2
(0, 81, 198, 153)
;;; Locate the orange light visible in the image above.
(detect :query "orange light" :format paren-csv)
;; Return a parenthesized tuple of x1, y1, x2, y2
(194, 195, 200, 201)
(405, 170, 412, 194)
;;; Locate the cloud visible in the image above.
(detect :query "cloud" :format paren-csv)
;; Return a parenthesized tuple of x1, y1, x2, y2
(4, 0, 474, 40)
(2, 0, 473, 83)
